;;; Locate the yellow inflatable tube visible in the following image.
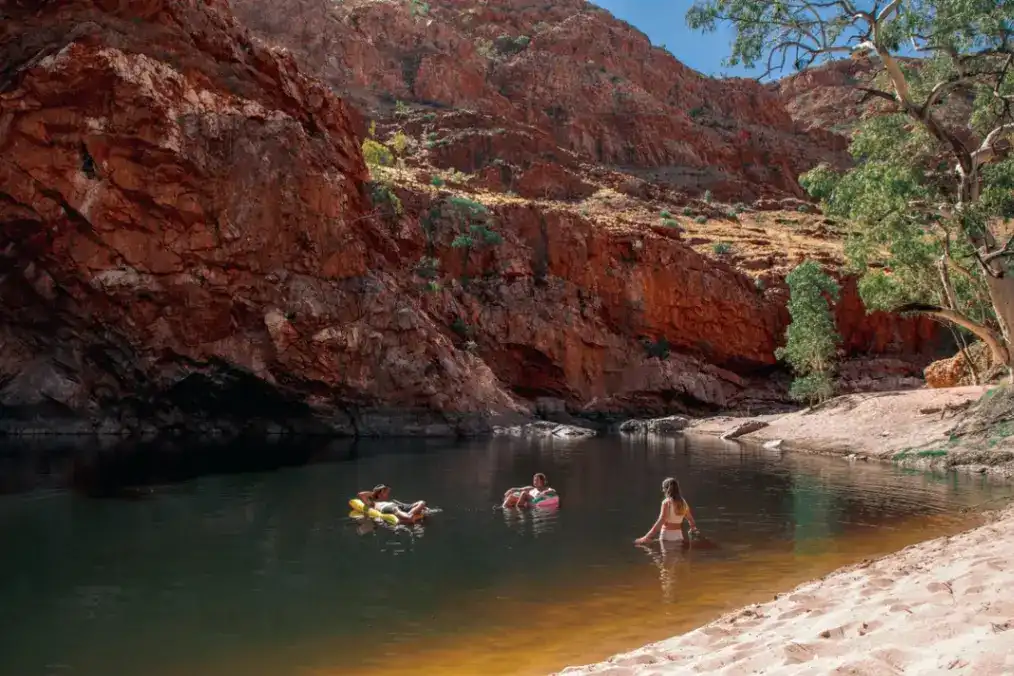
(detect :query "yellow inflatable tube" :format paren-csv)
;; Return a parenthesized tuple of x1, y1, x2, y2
(349, 498, 399, 525)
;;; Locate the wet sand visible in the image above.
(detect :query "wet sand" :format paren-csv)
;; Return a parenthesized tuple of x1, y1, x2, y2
(558, 505, 1014, 675)
(561, 386, 1014, 674)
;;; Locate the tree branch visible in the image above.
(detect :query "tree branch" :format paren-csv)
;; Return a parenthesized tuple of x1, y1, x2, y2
(981, 234, 1014, 264)
(972, 122, 1014, 169)
(895, 303, 1010, 367)
(856, 86, 900, 106)
(922, 69, 1005, 118)
(875, 0, 903, 23)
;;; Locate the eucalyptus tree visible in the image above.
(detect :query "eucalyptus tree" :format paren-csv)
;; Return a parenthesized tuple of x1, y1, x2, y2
(688, 0, 1014, 373)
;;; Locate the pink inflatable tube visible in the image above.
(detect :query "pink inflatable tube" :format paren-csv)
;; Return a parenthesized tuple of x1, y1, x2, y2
(531, 492, 560, 508)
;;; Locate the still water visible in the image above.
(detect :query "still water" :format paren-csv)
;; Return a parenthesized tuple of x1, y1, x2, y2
(0, 433, 1010, 676)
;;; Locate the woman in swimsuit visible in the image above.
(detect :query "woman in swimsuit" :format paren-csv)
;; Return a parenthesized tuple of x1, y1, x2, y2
(357, 484, 427, 523)
(634, 477, 698, 546)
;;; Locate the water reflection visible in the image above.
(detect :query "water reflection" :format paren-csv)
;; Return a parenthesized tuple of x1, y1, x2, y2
(636, 542, 688, 602)
(501, 505, 561, 537)
(0, 434, 1011, 676)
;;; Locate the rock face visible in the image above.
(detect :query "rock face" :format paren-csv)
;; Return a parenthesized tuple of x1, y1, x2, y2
(0, 0, 951, 438)
(231, 0, 847, 201)
(0, 0, 523, 436)
(924, 342, 996, 389)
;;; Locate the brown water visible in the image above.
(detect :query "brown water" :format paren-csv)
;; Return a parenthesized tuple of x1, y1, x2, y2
(0, 434, 1009, 676)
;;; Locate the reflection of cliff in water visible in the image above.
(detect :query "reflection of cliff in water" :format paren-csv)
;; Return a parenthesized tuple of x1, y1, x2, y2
(0, 437, 359, 497)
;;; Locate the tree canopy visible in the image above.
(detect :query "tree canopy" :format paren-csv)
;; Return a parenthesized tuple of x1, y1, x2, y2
(688, 0, 1014, 373)
(776, 260, 842, 404)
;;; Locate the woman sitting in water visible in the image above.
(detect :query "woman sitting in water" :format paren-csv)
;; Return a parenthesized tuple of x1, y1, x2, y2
(502, 473, 556, 508)
(634, 477, 699, 546)
(357, 484, 428, 523)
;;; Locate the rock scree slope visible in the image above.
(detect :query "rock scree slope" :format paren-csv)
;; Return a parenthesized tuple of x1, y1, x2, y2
(0, 0, 948, 436)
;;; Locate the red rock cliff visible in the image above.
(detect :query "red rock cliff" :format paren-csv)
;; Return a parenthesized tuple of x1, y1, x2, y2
(0, 0, 524, 435)
(0, 0, 948, 436)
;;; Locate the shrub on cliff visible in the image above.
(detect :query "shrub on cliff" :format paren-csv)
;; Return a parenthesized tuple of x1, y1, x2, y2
(688, 0, 1014, 377)
(775, 261, 841, 405)
(362, 139, 393, 169)
(389, 130, 411, 155)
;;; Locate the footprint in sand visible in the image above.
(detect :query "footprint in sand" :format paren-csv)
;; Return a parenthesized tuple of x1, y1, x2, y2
(777, 607, 811, 621)
(861, 577, 896, 595)
(610, 653, 658, 667)
(817, 624, 851, 640)
(831, 658, 903, 675)
(973, 556, 1008, 571)
(857, 620, 883, 636)
(925, 580, 956, 600)
(872, 647, 915, 671)
(980, 600, 1014, 617)
(701, 625, 735, 639)
(783, 641, 824, 664)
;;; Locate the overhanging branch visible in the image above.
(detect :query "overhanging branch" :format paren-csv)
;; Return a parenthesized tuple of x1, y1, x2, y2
(895, 303, 1010, 367)
(980, 234, 1014, 264)
(972, 122, 1014, 169)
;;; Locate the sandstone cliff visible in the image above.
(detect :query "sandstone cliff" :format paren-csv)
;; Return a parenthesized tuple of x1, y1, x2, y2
(0, 0, 524, 436)
(0, 0, 947, 438)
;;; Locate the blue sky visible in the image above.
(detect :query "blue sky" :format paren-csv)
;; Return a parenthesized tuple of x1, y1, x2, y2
(592, 0, 761, 78)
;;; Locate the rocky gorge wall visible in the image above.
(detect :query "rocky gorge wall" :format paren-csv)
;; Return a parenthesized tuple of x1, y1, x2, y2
(0, 0, 948, 438)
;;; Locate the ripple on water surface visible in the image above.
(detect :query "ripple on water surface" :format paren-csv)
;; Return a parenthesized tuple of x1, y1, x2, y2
(0, 434, 1010, 676)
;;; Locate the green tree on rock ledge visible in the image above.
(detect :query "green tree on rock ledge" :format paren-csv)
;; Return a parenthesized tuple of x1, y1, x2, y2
(777, 261, 842, 405)
(688, 0, 1014, 378)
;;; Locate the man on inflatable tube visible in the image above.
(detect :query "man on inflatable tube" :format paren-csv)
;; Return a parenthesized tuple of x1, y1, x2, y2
(502, 473, 559, 509)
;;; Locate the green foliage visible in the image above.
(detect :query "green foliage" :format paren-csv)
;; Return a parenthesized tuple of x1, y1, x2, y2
(394, 100, 410, 116)
(451, 234, 474, 249)
(688, 0, 1014, 357)
(369, 182, 403, 219)
(389, 129, 410, 155)
(448, 196, 489, 218)
(643, 336, 671, 360)
(470, 223, 503, 246)
(415, 256, 440, 279)
(775, 261, 841, 405)
(682, 206, 693, 216)
(362, 139, 393, 168)
(788, 373, 835, 405)
(661, 217, 680, 229)
(451, 316, 471, 339)
(703, 189, 713, 203)
(660, 210, 672, 219)
(431, 175, 445, 187)
(712, 241, 733, 255)
(475, 38, 494, 59)
(694, 215, 707, 224)
(407, 0, 429, 17)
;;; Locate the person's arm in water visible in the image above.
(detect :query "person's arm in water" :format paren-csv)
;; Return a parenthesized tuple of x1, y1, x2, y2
(504, 485, 534, 497)
(685, 503, 699, 535)
(357, 490, 375, 508)
(634, 501, 667, 545)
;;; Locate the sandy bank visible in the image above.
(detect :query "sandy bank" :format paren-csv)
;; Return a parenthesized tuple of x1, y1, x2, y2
(557, 506, 1014, 675)
(686, 385, 1014, 476)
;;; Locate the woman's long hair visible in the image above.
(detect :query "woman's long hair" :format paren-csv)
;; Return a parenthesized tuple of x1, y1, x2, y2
(662, 477, 686, 511)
